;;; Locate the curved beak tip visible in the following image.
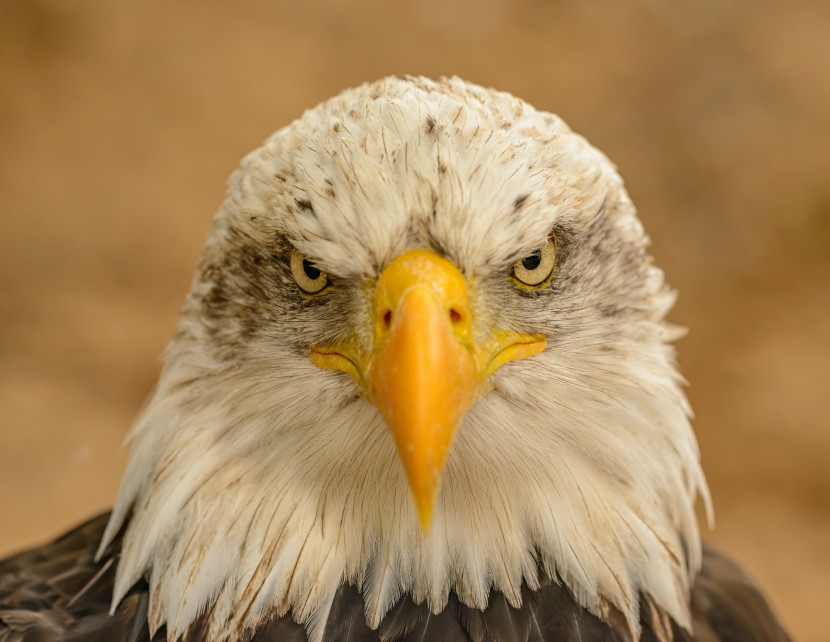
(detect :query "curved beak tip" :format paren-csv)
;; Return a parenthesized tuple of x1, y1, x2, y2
(417, 507, 434, 533)
(414, 493, 436, 533)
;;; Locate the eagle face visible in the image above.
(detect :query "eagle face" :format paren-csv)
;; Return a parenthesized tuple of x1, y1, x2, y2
(101, 77, 709, 641)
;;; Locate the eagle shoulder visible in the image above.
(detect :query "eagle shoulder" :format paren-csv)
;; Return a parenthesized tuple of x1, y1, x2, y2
(689, 544, 790, 642)
(0, 513, 155, 642)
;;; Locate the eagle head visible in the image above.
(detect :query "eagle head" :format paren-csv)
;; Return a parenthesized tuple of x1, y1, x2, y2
(100, 76, 709, 642)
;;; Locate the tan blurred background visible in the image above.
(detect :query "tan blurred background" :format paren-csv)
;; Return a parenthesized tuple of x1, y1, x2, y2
(1, 0, 828, 639)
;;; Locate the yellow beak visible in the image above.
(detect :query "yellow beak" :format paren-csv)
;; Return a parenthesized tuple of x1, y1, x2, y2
(310, 249, 546, 531)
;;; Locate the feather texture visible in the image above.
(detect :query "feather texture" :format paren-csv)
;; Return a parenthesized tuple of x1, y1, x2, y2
(0, 515, 157, 642)
(0, 514, 790, 642)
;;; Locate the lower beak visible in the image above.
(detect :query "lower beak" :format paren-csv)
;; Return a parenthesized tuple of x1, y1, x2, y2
(310, 249, 546, 531)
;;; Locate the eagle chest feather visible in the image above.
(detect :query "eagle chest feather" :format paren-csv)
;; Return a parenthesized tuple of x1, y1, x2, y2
(0, 514, 789, 642)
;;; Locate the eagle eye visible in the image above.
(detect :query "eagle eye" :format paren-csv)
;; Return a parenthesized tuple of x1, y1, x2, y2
(511, 236, 556, 289)
(521, 250, 542, 271)
(290, 248, 329, 295)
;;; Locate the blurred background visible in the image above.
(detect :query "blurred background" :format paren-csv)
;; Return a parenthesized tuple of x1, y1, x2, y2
(1, 0, 827, 639)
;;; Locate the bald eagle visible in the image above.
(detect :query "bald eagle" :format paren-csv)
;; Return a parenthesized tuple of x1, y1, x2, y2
(0, 77, 789, 642)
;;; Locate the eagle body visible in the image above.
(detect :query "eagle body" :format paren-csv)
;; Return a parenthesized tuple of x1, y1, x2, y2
(0, 77, 790, 642)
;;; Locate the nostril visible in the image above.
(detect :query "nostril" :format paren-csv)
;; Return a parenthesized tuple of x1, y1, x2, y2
(382, 309, 392, 329)
(449, 308, 463, 325)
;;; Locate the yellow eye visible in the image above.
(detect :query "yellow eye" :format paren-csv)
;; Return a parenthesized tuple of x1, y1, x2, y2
(290, 248, 329, 295)
(511, 236, 556, 289)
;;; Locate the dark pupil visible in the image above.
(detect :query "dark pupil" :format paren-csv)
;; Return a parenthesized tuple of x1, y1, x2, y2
(302, 259, 321, 280)
(521, 250, 542, 271)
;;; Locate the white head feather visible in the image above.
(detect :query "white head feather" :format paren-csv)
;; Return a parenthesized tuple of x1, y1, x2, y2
(100, 76, 710, 642)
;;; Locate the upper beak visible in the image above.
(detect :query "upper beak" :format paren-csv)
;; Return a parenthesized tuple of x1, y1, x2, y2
(310, 249, 546, 531)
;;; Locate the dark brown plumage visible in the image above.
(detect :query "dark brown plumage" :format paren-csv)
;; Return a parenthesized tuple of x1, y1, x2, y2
(0, 515, 790, 642)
